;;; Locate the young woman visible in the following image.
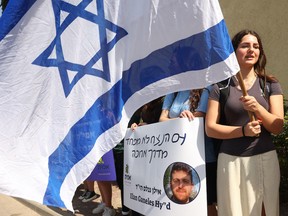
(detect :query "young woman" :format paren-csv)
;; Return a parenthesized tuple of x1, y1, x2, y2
(205, 30, 284, 216)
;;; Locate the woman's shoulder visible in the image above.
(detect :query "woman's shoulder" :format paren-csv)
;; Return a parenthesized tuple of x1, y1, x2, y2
(268, 79, 283, 95)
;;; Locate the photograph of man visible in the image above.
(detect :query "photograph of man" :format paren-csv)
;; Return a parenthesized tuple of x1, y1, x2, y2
(169, 162, 196, 204)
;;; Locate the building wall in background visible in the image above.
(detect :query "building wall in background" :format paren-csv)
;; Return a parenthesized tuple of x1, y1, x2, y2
(220, 0, 288, 101)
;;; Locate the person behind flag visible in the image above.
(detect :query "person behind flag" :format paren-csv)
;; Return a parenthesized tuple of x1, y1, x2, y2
(159, 44, 218, 214)
(159, 87, 218, 216)
(113, 108, 142, 216)
(130, 96, 164, 130)
(78, 180, 100, 203)
(205, 29, 284, 216)
(92, 181, 115, 216)
(130, 96, 164, 215)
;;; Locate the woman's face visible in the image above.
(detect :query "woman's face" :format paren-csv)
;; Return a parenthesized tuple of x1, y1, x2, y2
(235, 34, 260, 69)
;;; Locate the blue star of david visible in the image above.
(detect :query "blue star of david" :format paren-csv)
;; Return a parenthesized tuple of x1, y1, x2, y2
(33, 0, 128, 97)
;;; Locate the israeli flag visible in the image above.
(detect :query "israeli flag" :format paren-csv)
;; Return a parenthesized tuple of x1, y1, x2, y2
(0, 0, 239, 211)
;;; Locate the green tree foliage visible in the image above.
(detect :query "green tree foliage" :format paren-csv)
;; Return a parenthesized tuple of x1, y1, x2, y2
(273, 101, 288, 203)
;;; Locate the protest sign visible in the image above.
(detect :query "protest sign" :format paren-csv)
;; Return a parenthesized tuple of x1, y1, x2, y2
(124, 118, 207, 216)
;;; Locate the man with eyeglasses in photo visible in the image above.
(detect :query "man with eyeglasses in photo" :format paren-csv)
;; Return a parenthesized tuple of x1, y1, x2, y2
(169, 162, 194, 204)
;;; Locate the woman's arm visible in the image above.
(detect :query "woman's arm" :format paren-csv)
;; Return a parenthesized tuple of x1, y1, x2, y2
(159, 109, 174, 122)
(159, 93, 175, 122)
(159, 109, 181, 122)
(205, 99, 261, 139)
(240, 94, 284, 134)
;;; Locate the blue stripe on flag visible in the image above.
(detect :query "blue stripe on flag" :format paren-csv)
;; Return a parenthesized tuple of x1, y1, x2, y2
(44, 79, 123, 207)
(43, 19, 234, 207)
(0, 0, 36, 41)
(122, 19, 233, 101)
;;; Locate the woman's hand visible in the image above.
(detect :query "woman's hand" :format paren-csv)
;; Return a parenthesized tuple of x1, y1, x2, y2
(179, 110, 194, 121)
(240, 95, 260, 113)
(131, 122, 147, 131)
(131, 123, 138, 131)
(243, 120, 261, 137)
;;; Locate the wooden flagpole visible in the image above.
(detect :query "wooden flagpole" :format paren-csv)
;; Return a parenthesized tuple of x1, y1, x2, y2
(236, 72, 256, 121)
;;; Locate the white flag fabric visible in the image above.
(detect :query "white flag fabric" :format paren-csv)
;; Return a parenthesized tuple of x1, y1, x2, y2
(0, 0, 239, 211)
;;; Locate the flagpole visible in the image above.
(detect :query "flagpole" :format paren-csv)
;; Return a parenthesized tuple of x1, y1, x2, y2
(236, 72, 256, 122)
